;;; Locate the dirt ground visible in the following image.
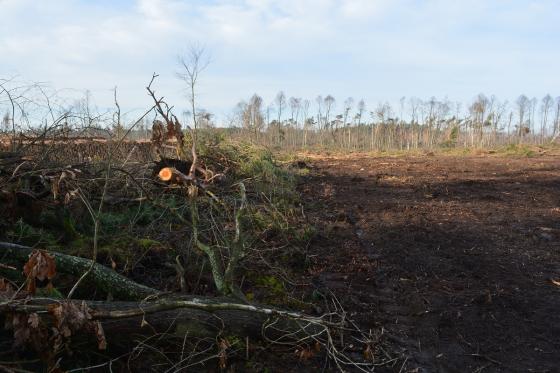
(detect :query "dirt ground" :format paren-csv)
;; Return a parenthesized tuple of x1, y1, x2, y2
(299, 153, 560, 372)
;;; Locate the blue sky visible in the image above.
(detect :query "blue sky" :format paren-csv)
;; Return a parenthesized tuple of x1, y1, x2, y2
(1, 0, 559, 121)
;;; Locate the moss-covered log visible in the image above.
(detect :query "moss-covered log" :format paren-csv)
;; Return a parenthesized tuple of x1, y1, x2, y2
(0, 241, 157, 300)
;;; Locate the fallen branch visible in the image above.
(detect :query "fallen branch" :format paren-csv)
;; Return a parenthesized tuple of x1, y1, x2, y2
(102, 195, 148, 205)
(0, 295, 372, 371)
(0, 296, 332, 357)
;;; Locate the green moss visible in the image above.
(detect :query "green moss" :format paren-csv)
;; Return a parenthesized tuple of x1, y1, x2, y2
(62, 215, 80, 241)
(37, 286, 64, 298)
(224, 335, 243, 347)
(98, 211, 127, 233)
(5, 219, 58, 247)
(256, 275, 285, 295)
(137, 238, 162, 249)
(246, 273, 307, 307)
(295, 167, 310, 176)
(67, 236, 91, 253)
(500, 144, 536, 157)
(294, 226, 316, 242)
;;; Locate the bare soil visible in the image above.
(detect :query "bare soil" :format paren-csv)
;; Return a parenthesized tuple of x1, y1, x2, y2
(300, 153, 560, 372)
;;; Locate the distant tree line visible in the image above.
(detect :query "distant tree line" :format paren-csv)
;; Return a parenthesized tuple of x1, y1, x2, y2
(228, 92, 560, 150)
(2, 76, 559, 151)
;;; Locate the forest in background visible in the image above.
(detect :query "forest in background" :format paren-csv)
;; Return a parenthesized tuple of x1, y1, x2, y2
(2, 76, 560, 152)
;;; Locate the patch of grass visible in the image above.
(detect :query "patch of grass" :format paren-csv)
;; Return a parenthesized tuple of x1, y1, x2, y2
(294, 167, 310, 176)
(97, 235, 164, 267)
(498, 143, 536, 157)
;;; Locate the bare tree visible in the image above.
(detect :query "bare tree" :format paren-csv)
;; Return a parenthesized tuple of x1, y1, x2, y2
(343, 97, 354, 126)
(301, 99, 310, 148)
(275, 91, 286, 124)
(552, 96, 560, 142)
(356, 99, 365, 126)
(197, 109, 214, 128)
(469, 94, 489, 146)
(176, 44, 210, 171)
(265, 104, 272, 129)
(274, 91, 286, 144)
(541, 94, 553, 142)
(288, 97, 301, 147)
(243, 94, 265, 140)
(288, 97, 300, 126)
(324, 95, 335, 130)
(2, 111, 9, 133)
(530, 97, 538, 137)
(516, 95, 531, 139)
(343, 97, 354, 148)
(0, 78, 17, 151)
(177, 44, 210, 132)
(315, 95, 323, 146)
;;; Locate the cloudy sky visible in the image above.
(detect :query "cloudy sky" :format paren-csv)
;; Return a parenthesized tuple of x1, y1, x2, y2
(1, 0, 559, 121)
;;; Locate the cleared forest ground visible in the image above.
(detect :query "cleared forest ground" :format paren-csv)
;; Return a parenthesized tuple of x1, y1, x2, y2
(300, 153, 560, 372)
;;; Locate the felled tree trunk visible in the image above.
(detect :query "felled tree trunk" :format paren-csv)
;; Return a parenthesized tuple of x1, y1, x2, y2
(1, 296, 326, 346)
(0, 242, 330, 346)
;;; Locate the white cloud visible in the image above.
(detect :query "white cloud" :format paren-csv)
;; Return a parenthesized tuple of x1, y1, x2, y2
(136, 0, 189, 31)
(339, 0, 392, 19)
(0, 0, 559, 120)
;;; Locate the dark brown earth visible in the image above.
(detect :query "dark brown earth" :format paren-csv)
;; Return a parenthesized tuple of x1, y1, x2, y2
(300, 154, 560, 372)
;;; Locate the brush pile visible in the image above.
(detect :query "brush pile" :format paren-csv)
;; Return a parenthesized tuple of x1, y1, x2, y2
(0, 76, 380, 371)
(0, 79, 372, 372)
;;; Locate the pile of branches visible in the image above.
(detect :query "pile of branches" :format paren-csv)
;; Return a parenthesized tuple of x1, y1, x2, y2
(0, 75, 377, 372)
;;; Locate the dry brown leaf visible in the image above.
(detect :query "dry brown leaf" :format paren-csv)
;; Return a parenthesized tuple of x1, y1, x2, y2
(28, 313, 40, 328)
(4, 310, 52, 365)
(94, 321, 107, 350)
(363, 344, 374, 361)
(11, 314, 31, 347)
(51, 328, 64, 352)
(48, 301, 106, 351)
(64, 189, 79, 205)
(218, 338, 230, 369)
(314, 341, 321, 352)
(23, 250, 56, 295)
(151, 120, 165, 147)
(295, 346, 315, 361)
(48, 304, 63, 322)
(26, 277, 36, 294)
(0, 278, 14, 300)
